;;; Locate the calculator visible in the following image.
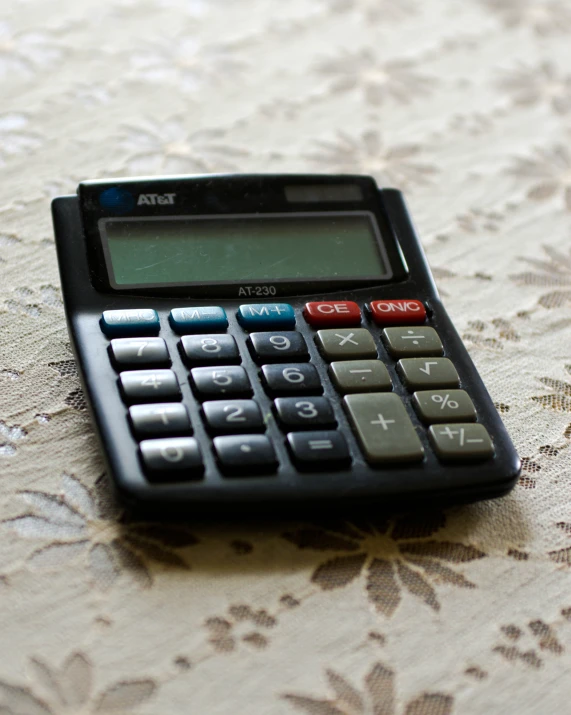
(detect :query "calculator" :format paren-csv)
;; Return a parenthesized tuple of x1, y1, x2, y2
(52, 174, 520, 514)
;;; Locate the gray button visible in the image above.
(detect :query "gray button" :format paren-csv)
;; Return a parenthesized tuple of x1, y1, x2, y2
(119, 369, 181, 404)
(213, 435, 278, 475)
(429, 423, 494, 461)
(287, 430, 351, 469)
(110, 338, 169, 368)
(140, 437, 203, 481)
(329, 360, 391, 394)
(274, 397, 336, 430)
(190, 366, 252, 399)
(202, 399, 264, 433)
(397, 358, 459, 390)
(344, 392, 424, 464)
(413, 389, 476, 424)
(129, 403, 191, 437)
(382, 327, 443, 358)
(181, 334, 239, 366)
(316, 328, 377, 361)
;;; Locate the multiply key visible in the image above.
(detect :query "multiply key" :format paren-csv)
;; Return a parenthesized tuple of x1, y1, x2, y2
(316, 328, 377, 361)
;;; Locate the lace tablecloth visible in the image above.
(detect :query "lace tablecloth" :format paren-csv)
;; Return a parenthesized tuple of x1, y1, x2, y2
(1, 0, 571, 712)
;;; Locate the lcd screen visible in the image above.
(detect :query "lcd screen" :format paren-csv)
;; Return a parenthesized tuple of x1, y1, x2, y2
(101, 212, 391, 287)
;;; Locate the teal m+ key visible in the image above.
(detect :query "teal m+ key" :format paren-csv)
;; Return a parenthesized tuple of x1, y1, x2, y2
(237, 303, 296, 330)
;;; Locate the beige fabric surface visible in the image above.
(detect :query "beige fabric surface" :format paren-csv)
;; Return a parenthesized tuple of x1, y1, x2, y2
(2, 0, 571, 712)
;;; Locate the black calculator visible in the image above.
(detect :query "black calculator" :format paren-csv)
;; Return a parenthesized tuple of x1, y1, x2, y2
(52, 174, 520, 514)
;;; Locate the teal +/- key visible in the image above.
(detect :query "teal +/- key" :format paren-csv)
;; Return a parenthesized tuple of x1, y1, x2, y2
(237, 303, 296, 330)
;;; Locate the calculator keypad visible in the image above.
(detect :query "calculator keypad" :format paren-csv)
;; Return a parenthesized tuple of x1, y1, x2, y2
(129, 403, 191, 437)
(139, 437, 203, 481)
(110, 338, 170, 369)
(261, 363, 322, 396)
(274, 397, 336, 430)
(102, 296, 496, 484)
(316, 328, 377, 361)
(181, 334, 240, 365)
(191, 366, 252, 399)
(120, 369, 181, 404)
(202, 399, 264, 433)
(249, 331, 309, 363)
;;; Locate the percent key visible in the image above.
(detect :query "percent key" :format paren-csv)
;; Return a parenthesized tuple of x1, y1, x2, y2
(412, 389, 477, 424)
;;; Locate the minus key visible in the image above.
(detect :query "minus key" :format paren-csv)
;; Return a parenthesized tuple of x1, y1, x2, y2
(329, 360, 392, 394)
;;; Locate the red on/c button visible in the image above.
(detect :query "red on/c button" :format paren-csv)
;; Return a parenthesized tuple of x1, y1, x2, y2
(370, 299, 426, 325)
(303, 301, 362, 327)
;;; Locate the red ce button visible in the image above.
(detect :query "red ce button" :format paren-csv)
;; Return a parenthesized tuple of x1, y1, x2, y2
(303, 301, 362, 328)
(370, 299, 426, 326)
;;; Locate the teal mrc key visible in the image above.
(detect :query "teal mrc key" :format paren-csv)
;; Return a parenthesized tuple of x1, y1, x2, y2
(237, 303, 296, 330)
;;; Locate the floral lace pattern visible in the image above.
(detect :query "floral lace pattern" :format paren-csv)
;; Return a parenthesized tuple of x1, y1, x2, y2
(1, 0, 571, 712)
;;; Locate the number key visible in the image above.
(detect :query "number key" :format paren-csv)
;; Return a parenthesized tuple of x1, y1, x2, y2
(140, 437, 203, 481)
(190, 366, 252, 399)
(129, 403, 191, 437)
(180, 334, 240, 365)
(274, 397, 336, 430)
(248, 332, 308, 363)
(110, 337, 170, 369)
(202, 400, 264, 434)
(119, 369, 181, 404)
(261, 363, 322, 396)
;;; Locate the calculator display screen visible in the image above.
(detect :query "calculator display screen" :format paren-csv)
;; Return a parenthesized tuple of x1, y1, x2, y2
(100, 212, 391, 288)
